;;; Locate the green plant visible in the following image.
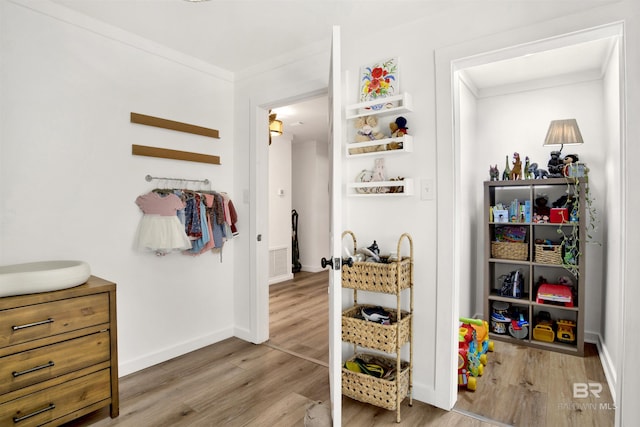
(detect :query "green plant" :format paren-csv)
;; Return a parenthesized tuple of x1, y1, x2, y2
(556, 174, 599, 277)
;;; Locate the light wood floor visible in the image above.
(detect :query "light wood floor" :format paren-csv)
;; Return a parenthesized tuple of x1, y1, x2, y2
(66, 271, 613, 426)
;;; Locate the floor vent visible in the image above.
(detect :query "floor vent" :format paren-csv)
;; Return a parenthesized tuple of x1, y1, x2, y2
(269, 247, 288, 278)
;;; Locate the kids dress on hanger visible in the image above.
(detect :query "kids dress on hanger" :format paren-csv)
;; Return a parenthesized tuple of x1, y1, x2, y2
(134, 191, 192, 255)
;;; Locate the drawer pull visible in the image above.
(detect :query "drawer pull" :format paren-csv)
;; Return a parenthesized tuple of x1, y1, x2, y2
(11, 318, 54, 331)
(13, 403, 56, 423)
(12, 361, 55, 377)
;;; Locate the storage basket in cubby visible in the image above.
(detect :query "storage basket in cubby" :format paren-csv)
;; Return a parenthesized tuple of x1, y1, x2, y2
(342, 353, 410, 411)
(535, 243, 563, 264)
(341, 231, 413, 293)
(491, 241, 528, 261)
(342, 305, 411, 353)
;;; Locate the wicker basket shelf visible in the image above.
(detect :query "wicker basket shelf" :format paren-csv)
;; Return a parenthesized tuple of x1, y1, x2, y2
(491, 241, 528, 261)
(341, 231, 414, 423)
(342, 353, 411, 411)
(342, 230, 413, 294)
(342, 305, 412, 353)
(342, 258, 412, 293)
(534, 243, 563, 265)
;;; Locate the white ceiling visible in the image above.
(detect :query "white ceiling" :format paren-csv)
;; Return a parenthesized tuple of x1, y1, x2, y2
(49, 0, 616, 144)
(51, 0, 455, 74)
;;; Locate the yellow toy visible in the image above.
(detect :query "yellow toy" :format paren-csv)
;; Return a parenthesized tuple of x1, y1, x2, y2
(458, 317, 494, 391)
(533, 321, 555, 342)
(461, 317, 494, 365)
(557, 319, 576, 343)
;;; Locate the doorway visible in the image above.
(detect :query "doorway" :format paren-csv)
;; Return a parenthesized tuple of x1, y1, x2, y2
(441, 22, 625, 420)
(266, 95, 331, 364)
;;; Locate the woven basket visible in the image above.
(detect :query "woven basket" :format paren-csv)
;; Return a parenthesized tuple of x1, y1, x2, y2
(342, 353, 410, 411)
(535, 243, 562, 264)
(342, 305, 412, 353)
(491, 241, 528, 261)
(342, 231, 413, 294)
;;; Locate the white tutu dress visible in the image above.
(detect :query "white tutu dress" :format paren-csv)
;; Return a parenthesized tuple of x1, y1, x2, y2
(134, 192, 192, 254)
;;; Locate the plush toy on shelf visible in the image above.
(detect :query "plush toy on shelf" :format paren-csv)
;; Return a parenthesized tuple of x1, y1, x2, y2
(389, 116, 409, 137)
(386, 116, 407, 151)
(348, 115, 386, 155)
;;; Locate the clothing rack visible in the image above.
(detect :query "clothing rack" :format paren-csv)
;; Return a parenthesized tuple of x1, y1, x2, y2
(145, 174, 210, 185)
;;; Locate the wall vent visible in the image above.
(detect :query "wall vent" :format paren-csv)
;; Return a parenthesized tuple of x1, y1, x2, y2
(269, 247, 288, 278)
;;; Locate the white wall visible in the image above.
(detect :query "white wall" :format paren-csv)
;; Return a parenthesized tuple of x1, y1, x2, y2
(602, 38, 622, 383)
(0, 1, 236, 376)
(459, 79, 480, 318)
(268, 133, 292, 283)
(292, 140, 329, 272)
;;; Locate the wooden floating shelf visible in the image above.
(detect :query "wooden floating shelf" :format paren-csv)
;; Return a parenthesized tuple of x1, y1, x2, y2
(132, 145, 220, 165)
(131, 112, 219, 139)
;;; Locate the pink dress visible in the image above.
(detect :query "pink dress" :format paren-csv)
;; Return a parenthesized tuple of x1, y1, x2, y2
(134, 192, 192, 254)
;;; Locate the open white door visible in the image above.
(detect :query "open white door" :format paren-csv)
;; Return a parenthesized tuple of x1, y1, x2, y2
(326, 25, 343, 426)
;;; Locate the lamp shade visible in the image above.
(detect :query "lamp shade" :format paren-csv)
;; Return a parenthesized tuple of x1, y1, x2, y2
(543, 119, 584, 147)
(269, 119, 283, 136)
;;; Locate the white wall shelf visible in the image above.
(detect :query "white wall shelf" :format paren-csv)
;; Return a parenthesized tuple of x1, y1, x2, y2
(345, 93, 413, 119)
(348, 178, 414, 197)
(346, 135, 413, 157)
(345, 93, 414, 197)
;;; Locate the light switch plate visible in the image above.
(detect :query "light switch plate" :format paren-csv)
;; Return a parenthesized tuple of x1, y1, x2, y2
(421, 178, 434, 200)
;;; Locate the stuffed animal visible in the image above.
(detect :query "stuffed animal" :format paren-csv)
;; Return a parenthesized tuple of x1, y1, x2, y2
(389, 116, 408, 137)
(534, 195, 550, 217)
(349, 116, 385, 154)
(562, 154, 579, 176)
(388, 116, 408, 150)
(371, 158, 389, 193)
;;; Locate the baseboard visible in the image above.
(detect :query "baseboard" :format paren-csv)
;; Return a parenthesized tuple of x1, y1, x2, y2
(301, 265, 323, 273)
(586, 331, 617, 403)
(233, 326, 257, 343)
(268, 272, 294, 285)
(118, 327, 234, 377)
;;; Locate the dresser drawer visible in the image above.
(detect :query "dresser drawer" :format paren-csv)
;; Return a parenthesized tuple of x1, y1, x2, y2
(0, 331, 110, 395)
(0, 294, 109, 349)
(0, 369, 111, 427)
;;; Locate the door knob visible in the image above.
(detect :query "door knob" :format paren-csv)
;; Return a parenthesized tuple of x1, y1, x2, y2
(321, 257, 334, 269)
(342, 257, 353, 267)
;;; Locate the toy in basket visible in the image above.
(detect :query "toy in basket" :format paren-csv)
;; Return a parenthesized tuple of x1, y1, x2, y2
(340, 231, 413, 423)
(341, 231, 413, 294)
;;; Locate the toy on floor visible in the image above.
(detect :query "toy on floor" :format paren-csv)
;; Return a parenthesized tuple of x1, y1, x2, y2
(458, 317, 494, 391)
(458, 326, 480, 391)
(461, 317, 494, 364)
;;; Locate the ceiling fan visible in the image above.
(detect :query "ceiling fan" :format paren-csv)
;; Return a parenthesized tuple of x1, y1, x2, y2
(269, 110, 283, 145)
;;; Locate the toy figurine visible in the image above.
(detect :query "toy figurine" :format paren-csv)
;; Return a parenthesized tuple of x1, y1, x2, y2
(547, 150, 564, 177)
(523, 156, 533, 180)
(489, 165, 499, 181)
(502, 155, 511, 180)
(510, 152, 522, 180)
(528, 162, 549, 179)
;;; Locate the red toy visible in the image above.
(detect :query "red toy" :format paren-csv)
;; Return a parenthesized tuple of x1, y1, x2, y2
(458, 317, 494, 391)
